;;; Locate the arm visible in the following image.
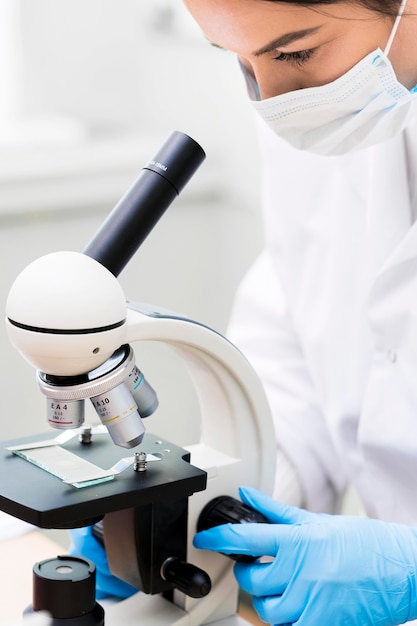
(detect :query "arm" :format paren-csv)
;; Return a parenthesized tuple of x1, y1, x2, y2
(227, 250, 345, 512)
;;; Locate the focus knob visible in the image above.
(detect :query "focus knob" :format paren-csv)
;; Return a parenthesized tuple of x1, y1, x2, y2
(161, 557, 211, 598)
(197, 495, 269, 562)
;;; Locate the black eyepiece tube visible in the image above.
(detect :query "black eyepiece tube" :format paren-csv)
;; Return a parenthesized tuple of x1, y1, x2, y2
(83, 131, 206, 277)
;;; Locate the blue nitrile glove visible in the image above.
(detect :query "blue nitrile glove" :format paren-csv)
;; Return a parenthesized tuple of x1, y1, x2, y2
(69, 525, 137, 600)
(194, 487, 417, 626)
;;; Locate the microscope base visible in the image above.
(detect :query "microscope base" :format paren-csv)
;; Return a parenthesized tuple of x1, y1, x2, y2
(103, 592, 253, 625)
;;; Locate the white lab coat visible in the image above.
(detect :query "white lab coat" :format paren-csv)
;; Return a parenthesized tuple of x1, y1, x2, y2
(228, 111, 417, 524)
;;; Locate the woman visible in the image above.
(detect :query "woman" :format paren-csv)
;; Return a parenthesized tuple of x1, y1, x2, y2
(72, 1, 417, 623)
(185, 0, 417, 624)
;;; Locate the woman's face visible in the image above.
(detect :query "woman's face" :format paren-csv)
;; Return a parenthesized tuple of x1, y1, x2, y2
(183, 0, 417, 98)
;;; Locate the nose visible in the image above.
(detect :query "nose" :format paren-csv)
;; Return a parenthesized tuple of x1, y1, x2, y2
(239, 56, 302, 99)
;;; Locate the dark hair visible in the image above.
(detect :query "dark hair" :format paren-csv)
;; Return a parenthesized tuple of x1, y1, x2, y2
(263, 0, 402, 17)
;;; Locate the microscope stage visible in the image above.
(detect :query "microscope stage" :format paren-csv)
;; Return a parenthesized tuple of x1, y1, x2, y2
(0, 431, 207, 529)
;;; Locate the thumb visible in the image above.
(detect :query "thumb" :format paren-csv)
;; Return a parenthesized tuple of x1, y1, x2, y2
(194, 522, 284, 558)
(239, 486, 313, 525)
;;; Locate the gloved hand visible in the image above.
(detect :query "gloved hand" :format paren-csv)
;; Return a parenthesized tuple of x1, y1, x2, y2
(194, 487, 417, 626)
(69, 525, 137, 600)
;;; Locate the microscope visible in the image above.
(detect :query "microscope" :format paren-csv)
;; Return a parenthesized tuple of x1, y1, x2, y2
(1, 131, 276, 625)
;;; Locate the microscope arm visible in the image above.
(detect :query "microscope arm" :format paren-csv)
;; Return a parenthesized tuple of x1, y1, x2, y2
(112, 302, 277, 625)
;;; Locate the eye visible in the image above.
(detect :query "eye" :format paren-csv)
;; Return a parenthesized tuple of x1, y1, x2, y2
(272, 48, 315, 67)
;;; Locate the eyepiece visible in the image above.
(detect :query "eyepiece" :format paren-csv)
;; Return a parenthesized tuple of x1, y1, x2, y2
(83, 131, 206, 277)
(143, 130, 206, 194)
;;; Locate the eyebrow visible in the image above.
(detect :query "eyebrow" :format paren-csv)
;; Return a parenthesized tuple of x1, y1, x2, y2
(253, 26, 323, 56)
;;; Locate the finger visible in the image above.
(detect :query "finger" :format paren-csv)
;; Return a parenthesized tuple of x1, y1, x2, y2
(194, 523, 287, 557)
(69, 526, 108, 570)
(95, 570, 138, 600)
(234, 560, 288, 597)
(69, 526, 137, 600)
(253, 591, 302, 626)
(239, 486, 313, 525)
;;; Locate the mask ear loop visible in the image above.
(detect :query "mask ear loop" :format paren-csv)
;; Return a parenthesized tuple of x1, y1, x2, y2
(384, 0, 408, 56)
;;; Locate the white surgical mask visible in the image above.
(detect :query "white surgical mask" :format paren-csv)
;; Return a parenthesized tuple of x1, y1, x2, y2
(242, 0, 417, 156)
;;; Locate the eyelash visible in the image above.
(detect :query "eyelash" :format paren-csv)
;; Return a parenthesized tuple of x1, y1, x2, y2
(272, 49, 315, 67)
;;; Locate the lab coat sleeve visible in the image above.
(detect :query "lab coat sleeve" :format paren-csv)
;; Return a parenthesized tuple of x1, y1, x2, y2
(227, 250, 345, 513)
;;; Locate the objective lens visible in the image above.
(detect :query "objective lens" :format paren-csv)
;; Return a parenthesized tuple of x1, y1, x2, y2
(39, 345, 153, 448)
(90, 382, 145, 449)
(127, 365, 159, 417)
(46, 398, 85, 430)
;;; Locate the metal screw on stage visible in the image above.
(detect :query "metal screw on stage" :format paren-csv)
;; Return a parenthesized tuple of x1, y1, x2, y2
(133, 451, 147, 472)
(79, 424, 92, 445)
